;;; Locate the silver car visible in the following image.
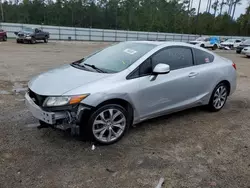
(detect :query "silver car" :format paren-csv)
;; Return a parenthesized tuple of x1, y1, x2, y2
(25, 41, 237, 144)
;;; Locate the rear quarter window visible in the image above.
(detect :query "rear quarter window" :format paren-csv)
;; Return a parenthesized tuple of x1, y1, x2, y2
(193, 48, 214, 65)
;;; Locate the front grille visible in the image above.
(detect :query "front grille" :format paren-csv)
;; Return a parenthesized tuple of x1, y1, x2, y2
(28, 89, 47, 107)
(18, 34, 24, 37)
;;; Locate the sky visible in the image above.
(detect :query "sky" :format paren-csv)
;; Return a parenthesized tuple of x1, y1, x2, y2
(192, 0, 250, 18)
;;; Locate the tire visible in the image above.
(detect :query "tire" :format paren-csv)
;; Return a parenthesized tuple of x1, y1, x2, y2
(82, 104, 130, 145)
(3, 35, 7, 41)
(208, 83, 229, 112)
(16, 39, 20, 43)
(200, 44, 205, 48)
(212, 44, 218, 50)
(31, 37, 36, 44)
(236, 51, 241, 54)
(44, 37, 48, 43)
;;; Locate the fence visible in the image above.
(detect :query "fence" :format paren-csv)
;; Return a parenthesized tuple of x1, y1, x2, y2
(0, 22, 200, 42)
(1, 22, 250, 42)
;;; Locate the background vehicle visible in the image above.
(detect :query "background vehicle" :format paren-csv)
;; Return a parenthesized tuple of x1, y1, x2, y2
(189, 36, 220, 50)
(25, 41, 237, 145)
(15, 27, 50, 44)
(242, 47, 250, 57)
(0, 29, 7, 41)
(220, 39, 242, 49)
(236, 39, 250, 54)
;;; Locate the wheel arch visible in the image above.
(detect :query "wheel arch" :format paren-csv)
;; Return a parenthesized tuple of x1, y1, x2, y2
(218, 80, 231, 96)
(94, 98, 135, 123)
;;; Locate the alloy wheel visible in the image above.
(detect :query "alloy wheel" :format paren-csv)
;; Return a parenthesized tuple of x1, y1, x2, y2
(213, 85, 227, 110)
(92, 108, 126, 143)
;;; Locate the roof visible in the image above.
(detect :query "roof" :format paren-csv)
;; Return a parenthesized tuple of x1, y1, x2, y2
(129, 41, 192, 46)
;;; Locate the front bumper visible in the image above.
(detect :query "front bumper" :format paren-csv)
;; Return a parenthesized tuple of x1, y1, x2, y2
(25, 93, 92, 134)
(25, 93, 68, 124)
(17, 36, 32, 40)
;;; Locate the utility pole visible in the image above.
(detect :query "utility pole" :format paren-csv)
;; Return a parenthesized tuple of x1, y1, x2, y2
(208, 0, 212, 13)
(0, 0, 4, 22)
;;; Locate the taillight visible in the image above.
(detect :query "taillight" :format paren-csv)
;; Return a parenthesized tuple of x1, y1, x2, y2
(232, 63, 236, 70)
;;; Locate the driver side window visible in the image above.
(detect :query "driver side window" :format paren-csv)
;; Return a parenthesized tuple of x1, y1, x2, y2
(127, 47, 194, 80)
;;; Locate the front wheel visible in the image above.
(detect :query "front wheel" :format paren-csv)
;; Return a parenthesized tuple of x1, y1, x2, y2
(84, 104, 129, 145)
(212, 44, 218, 50)
(208, 83, 229, 112)
(3, 35, 7, 41)
(30, 37, 36, 44)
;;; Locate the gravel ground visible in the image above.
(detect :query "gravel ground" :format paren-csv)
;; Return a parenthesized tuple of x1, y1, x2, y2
(0, 40, 250, 188)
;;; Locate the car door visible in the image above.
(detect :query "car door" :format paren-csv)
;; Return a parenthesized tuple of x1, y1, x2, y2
(35, 29, 43, 40)
(191, 48, 217, 102)
(135, 46, 202, 120)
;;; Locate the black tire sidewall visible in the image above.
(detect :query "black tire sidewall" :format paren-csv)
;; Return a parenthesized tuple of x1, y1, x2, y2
(212, 44, 218, 50)
(44, 37, 48, 43)
(200, 44, 205, 48)
(3, 35, 7, 41)
(84, 104, 129, 145)
(208, 83, 228, 112)
(31, 38, 36, 44)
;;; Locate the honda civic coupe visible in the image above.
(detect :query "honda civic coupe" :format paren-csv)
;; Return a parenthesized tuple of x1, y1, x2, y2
(25, 41, 237, 145)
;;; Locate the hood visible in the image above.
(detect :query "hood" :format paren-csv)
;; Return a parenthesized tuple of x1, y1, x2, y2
(190, 40, 202, 43)
(221, 42, 233, 45)
(28, 65, 110, 96)
(14, 30, 33, 36)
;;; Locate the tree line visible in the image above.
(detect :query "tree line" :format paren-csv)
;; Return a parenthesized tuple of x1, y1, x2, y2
(0, 0, 250, 36)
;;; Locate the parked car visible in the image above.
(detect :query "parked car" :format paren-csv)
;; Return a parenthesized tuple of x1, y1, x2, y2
(220, 38, 242, 49)
(241, 47, 250, 57)
(189, 36, 220, 50)
(236, 39, 250, 54)
(0, 29, 7, 41)
(15, 27, 50, 44)
(25, 41, 237, 145)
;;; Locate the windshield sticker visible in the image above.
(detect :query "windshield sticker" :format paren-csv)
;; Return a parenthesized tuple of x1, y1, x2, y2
(124, 49, 137, 55)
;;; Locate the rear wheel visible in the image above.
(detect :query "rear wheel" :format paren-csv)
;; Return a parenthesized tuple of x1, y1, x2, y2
(208, 83, 229, 112)
(82, 104, 129, 145)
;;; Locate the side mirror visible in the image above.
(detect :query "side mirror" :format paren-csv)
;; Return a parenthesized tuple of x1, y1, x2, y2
(153, 63, 170, 74)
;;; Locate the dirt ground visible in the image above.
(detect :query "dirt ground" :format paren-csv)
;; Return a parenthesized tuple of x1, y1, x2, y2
(0, 40, 250, 188)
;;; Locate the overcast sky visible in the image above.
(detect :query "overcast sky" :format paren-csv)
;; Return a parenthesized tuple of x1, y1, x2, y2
(191, 0, 250, 18)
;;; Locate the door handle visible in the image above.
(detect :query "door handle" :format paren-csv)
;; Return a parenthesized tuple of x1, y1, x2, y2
(188, 72, 199, 77)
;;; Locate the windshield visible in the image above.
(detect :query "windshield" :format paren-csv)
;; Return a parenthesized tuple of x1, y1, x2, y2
(79, 42, 156, 73)
(226, 39, 235, 42)
(196, 37, 205, 41)
(22, 27, 34, 33)
(242, 39, 250, 45)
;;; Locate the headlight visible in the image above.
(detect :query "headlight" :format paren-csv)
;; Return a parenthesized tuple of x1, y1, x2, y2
(43, 95, 88, 107)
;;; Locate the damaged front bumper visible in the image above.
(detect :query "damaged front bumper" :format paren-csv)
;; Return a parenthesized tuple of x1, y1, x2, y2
(25, 93, 91, 134)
